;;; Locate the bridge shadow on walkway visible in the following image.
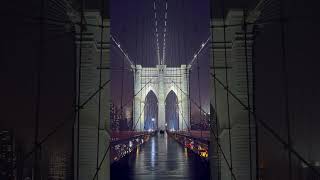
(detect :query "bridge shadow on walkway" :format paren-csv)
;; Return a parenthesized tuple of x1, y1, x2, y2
(111, 132, 210, 180)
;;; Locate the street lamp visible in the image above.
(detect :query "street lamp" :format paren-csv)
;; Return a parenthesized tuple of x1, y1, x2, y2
(151, 118, 155, 130)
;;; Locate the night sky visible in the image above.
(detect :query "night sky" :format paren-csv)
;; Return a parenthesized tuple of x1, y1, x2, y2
(110, 0, 211, 120)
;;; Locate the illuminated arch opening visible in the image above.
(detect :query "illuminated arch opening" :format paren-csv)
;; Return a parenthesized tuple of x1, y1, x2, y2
(165, 90, 179, 131)
(144, 90, 158, 131)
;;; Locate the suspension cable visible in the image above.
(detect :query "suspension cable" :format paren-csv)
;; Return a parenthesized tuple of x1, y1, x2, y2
(279, 0, 292, 179)
(33, 0, 45, 178)
(177, 0, 182, 131)
(188, 36, 210, 68)
(95, 2, 104, 178)
(209, 2, 221, 177)
(220, 0, 234, 178)
(210, 73, 320, 177)
(209, 120, 238, 180)
(10, 77, 111, 172)
(154, 0, 160, 65)
(76, 0, 84, 179)
(111, 34, 134, 67)
(170, 80, 207, 115)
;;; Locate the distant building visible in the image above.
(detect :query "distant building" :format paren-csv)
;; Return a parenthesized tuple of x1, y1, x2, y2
(47, 151, 71, 180)
(0, 130, 15, 179)
(110, 103, 120, 131)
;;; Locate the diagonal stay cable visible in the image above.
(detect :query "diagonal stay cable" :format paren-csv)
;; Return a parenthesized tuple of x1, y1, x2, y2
(188, 36, 211, 67)
(209, 122, 238, 180)
(170, 79, 207, 115)
(91, 143, 111, 180)
(131, 100, 147, 133)
(78, 79, 111, 109)
(10, 79, 111, 171)
(171, 75, 237, 180)
(97, 103, 147, 180)
(210, 72, 320, 177)
(170, 74, 236, 178)
(176, 102, 191, 132)
(122, 77, 156, 108)
(95, 2, 105, 179)
(92, 87, 152, 179)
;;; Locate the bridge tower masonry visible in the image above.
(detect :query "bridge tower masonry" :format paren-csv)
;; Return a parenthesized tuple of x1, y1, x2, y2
(133, 64, 191, 131)
(210, 9, 260, 180)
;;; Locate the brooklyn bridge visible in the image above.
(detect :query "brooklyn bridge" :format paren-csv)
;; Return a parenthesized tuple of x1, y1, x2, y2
(0, 0, 319, 180)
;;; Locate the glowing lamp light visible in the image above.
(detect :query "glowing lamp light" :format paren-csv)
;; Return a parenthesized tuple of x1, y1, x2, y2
(200, 150, 208, 158)
(129, 141, 133, 148)
(152, 118, 155, 122)
(201, 43, 205, 47)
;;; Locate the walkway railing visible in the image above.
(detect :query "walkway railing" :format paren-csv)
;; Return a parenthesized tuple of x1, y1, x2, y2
(167, 130, 210, 160)
(110, 131, 155, 163)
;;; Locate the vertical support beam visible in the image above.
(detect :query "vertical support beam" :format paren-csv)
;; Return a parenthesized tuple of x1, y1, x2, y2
(140, 101, 145, 131)
(178, 65, 190, 130)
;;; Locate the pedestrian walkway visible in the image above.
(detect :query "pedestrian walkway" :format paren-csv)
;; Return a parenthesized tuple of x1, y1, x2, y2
(111, 132, 210, 180)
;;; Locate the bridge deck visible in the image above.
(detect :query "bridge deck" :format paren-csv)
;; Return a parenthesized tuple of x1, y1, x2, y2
(111, 132, 210, 180)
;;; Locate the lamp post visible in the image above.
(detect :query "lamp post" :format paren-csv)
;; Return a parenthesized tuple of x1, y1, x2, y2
(152, 118, 155, 130)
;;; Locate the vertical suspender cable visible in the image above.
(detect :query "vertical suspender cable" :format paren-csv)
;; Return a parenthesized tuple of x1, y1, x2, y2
(243, 8, 253, 180)
(34, 0, 45, 179)
(193, 1, 203, 138)
(252, 27, 259, 180)
(182, 0, 190, 132)
(141, 15, 145, 131)
(174, 0, 179, 131)
(139, 13, 142, 131)
(188, 11, 192, 133)
(95, 2, 104, 179)
(133, 0, 139, 131)
(72, 14, 77, 179)
(221, 0, 233, 178)
(210, 1, 221, 178)
(76, 0, 84, 179)
(196, 45, 203, 138)
(177, 1, 182, 131)
(120, 37, 125, 132)
(279, 1, 292, 179)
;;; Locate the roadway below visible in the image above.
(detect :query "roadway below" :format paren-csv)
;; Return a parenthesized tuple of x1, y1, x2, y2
(111, 132, 210, 180)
